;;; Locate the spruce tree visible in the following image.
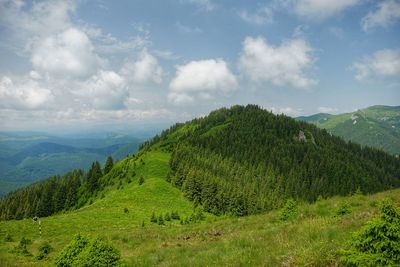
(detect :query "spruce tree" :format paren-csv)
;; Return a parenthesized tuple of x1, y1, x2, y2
(104, 156, 114, 174)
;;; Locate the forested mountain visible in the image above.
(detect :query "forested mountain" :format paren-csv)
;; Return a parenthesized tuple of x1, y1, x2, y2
(297, 105, 400, 155)
(142, 105, 400, 215)
(1, 105, 399, 221)
(0, 132, 142, 196)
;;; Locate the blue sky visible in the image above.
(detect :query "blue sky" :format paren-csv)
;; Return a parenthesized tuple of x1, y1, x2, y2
(0, 0, 399, 132)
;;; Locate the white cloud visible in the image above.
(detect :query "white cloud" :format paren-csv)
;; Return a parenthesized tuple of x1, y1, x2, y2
(0, 0, 74, 36)
(239, 6, 274, 25)
(74, 70, 126, 110)
(181, 0, 214, 11)
(120, 49, 163, 84)
(168, 59, 238, 104)
(292, 0, 360, 20)
(361, 0, 400, 31)
(268, 106, 303, 117)
(31, 28, 102, 79)
(352, 49, 400, 81)
(238, 36, 317, 89)
(318, 106, 338, 113)
(0, 76, 53, 109)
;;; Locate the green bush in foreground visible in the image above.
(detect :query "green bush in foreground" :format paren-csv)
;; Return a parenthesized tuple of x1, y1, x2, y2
(54, 234, 122, 266)
(36, 241, 53, 260)
(340, 199, 400, 266)
(279, 199, 298, 221)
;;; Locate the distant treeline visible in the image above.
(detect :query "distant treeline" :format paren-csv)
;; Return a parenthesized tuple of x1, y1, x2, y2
(0, 156, 115, 220)
(150, 105, 400, 216)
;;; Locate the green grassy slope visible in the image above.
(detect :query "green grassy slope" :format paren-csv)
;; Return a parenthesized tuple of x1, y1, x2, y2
(297, 105, 400, 155)
(0, 147, 399, 266)
(0, 150, 197, 266)
(0, 148, 400, 266)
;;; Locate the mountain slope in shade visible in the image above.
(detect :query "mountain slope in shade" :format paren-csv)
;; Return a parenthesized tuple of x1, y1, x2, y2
(297, 105, 400, 155)
(0, 133, 142, 196)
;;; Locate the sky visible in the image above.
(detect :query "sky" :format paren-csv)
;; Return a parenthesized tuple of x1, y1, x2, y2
(0, 0, 399, 133)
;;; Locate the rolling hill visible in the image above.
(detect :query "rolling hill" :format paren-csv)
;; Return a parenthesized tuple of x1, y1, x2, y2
(0, 105, 399, 266)
(297, 105, 400, 155)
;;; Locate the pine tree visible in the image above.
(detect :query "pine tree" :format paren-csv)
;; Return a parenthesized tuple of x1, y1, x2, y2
(104, 156, 114, 174)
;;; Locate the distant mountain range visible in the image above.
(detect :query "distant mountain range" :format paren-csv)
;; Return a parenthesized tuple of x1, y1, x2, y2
(0, 132, 142, 196)
(297, 105, 400, 155)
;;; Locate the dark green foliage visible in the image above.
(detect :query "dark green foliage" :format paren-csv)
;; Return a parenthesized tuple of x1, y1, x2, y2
(54, 234, 121, 267)
(171, 211, 180, 220)
(0, 169, 85, 220)
(150, 212, 157, 223)
(165, 212, 171, 221)
(138, 176, 145, 185)
(123, 207, 129, 213)
(12, 237, 32, 256)
(36, 241, 53, 260)
(146, 105, 400, 216)
(4, 233, 12, 242)
(190, 207, 205, 222)
(335, 202, 352, 217)
(341, 199, 400, 266)
(158, 215, 164, 225)
(54, 234, 89, 266)
(104, 156, 114, 175)
(279, 199, 298, 221)
(74, 238, 121, 266)
(87, 161, 103, 192)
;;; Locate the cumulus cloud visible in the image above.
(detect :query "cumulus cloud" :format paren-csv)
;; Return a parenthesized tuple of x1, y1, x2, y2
(31, 28, 102, 79)
(361, 0, 400, 31)
(238, 36, 317, 89)
(0, 76, 53, 109)
(292, 0, 360, 20)
(352, 49, 400, 81)
(239, 6, 274, 25)
(120, 49, 163, 84)
(168, 59, 238, 104)
(73, 70, 126, 110)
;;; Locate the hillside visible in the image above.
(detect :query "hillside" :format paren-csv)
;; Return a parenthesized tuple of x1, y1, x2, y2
(0, 104, 399, 266)
(297, 105, 400, 155)
(0, 132, 142, 196)
(0, 148, 399, 266)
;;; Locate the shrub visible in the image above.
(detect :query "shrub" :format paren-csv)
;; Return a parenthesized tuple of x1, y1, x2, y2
(36, 241, 53, 260)
(165, 213, 171, 221)
(138, 176, 145, 185)
(12, 237, 32, 256)
(4, 233, 12, 242)
(171, 211, 180, 220)
(123, 207, 129, 213)
(54, 234, 122, 266)
(335, 202, 352, 217)
(340, 199, 400, 266)
(158, 215, 165, 225)
(279, 199, 298, 221)
(150, 212, 157, 223)
(54, 234, 89, 266)
(75, 238, 121, 266)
